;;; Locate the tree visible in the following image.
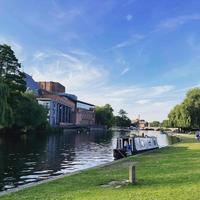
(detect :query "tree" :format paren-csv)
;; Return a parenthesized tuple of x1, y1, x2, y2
(115, 109, 131, 127)
(168, 104, 191, 130)
(164, 88, 200, 130)
(95, 104, 114, 128)
(0, 83, 13, 127)
(161, 119, 170, 128)
(118, 109, 127, 117)
(0, 44, 26, 96)
(0, 44, 26, 127)
(14, 92, 48, 130)
(150, 121, 160, 127)
(0, 44, 48, 131)
(184, 88, 200, 128)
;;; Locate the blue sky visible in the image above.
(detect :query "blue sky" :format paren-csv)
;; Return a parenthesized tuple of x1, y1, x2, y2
(1, 0, 200, 121)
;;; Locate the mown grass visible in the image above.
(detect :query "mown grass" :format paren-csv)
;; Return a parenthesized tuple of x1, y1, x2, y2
(1, 134, 200, 200)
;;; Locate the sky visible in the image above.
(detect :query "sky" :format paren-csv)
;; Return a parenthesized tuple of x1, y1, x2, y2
(0, 0, 200, 121)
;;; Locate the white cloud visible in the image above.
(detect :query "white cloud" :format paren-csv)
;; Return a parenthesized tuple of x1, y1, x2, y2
(28, 49, 108, 91)
(136, 99, 151, 105)
(126, 14, 133, 21)
(33, 52, 50, 60)
(156, 14, 200, 31)
(28, 49, 177, 121)
(120, 67, 130, 75)
(70, 84, 176, 121)
(109, 34, 146, 50)
(163, 59, 200, 80)
(0, 36, 24, 62)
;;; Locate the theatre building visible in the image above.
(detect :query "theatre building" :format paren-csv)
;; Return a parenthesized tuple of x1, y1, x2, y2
(24, 76, 96, 127)
(75, 100, 95, 125)
(37, 94, 76, 127)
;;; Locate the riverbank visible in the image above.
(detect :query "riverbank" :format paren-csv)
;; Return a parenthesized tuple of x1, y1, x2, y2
(1, 134, 200, 200)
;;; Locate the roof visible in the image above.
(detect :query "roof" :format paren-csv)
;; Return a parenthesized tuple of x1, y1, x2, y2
(58, 93, 78, 101)
(38, 81, 65, 88)
(76, 100, 95, 107)
(37, 94, 75, 106)
(25, 73, 40, 91)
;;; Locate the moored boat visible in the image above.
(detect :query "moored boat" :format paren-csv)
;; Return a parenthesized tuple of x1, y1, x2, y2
(113, 135, 159, 159)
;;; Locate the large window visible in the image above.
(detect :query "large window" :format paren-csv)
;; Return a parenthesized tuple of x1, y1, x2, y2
(77, 102, 95, 110)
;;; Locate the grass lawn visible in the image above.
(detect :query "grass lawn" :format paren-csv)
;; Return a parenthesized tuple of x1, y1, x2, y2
(1, 134, 200, 200)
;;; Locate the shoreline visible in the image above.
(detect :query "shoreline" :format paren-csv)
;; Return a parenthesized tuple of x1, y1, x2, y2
(0, 142, 175, 197)
(1, 134, 197, 200)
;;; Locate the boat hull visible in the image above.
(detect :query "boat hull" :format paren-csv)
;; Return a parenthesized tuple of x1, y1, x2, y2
(113, 136, 159, 159)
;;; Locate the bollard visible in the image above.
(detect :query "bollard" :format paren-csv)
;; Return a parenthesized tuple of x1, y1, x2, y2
(129, 165, 136, 184)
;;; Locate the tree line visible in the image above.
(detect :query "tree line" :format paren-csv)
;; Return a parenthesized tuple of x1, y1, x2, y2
(95, 104, 131, 128)
(0, 44, 48, 132)
(162, 88, 200, 131)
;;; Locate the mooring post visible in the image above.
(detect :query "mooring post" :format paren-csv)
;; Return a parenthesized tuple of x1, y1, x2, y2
(129, 164, 136, 184)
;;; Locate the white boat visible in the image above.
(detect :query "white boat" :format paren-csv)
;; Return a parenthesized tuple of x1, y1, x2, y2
(113, 135, 159, 159)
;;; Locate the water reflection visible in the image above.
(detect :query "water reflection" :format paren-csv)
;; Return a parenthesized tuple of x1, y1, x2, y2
(0, 130, 173, 191)
(0, 130, 114, 191)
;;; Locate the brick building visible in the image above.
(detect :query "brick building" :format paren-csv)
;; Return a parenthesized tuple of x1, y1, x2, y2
(38, 81, 65, 93)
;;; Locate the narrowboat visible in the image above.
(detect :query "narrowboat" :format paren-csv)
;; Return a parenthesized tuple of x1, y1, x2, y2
(113, 136, 159, 159)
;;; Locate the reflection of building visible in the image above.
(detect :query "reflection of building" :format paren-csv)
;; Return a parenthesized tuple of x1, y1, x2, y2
(38, 81, 65, 93)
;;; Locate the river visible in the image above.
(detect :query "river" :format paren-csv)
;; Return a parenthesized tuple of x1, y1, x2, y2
(0, 130, 175, 191)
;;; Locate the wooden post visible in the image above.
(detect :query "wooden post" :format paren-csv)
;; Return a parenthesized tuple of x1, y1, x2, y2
(129, 165, 136, 184)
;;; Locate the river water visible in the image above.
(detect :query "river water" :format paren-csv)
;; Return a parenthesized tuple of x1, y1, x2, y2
(0, 130, 175, 191)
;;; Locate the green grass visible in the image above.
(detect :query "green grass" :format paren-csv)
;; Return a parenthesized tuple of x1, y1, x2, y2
(1, 134, 200, 200)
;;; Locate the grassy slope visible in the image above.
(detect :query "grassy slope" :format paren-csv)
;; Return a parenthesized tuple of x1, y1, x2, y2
(1, 134, 200, 200)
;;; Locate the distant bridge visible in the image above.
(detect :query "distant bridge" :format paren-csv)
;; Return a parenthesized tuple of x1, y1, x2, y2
(142, 127, 178, 132)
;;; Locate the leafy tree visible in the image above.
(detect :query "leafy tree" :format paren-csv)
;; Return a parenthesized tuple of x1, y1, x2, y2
(161, 119, 170, 128)
(150, 121, 160, 127)
(164, 88, 200, 130)
(14, 92, 48, 130)
(95, 104, 114, 128)
(0, 44, 26, 97)
(115, 109, 131, 127)
(184, 88, 200, 128)
(0, 83, 13, 127)
(118, 109, 127, 117)
(0, 44, 48, 131)
(115, 115, 131, 127)
(0, 44, 26, 127)
(167, 104, 191, 129)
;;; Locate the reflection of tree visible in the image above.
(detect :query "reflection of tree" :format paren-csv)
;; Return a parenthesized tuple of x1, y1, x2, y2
(0, 132, 48, 190)
(74, 130, 113, 146)
(0, 130, 114, 191)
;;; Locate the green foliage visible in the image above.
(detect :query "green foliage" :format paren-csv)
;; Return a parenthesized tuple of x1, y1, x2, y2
(150, 121, 160, 127)
(0, 44, 26, 99)
(0, 83, 13, 127)
(161, 119, 171, 128)
(0, 44, 48, 131)
(118, 109, 127, 117)
(95, 104, 114, 128)
(164, 88, 200, 129)
(95, 106, 131, 128)
(14, 92, 48, 130)
(115, 109, 131, 127)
